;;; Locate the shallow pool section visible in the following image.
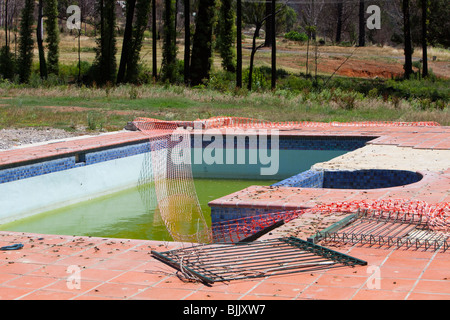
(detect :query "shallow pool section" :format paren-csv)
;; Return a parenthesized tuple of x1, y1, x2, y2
(0, 178, 278, 241)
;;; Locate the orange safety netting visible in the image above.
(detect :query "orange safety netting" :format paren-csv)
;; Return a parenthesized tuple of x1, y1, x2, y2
(134, 116, 440, 132)
(211, 210, 304, 243)
(134, 117, 211, 243)
(132, 117, 446, 244)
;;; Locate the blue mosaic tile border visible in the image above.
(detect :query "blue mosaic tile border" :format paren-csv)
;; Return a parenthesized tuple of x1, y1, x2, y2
(278, 137, 371, 151)
(84, 142, 151, 165)
(0, 141, 152, 184)
(272, 169, 324, 188)
(0, 157, 77, 184)
(211, 206, 277, 223)
(192, 136, 373, 151)
(271, 168, 422, 190)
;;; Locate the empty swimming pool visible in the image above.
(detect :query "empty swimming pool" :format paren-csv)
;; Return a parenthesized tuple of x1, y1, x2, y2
(0, 134, 372, 241)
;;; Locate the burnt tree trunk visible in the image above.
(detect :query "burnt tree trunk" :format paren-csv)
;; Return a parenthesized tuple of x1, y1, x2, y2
(402, 0, 413, 79)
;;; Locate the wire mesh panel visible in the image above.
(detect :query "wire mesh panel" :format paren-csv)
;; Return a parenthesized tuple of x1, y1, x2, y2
(317, 210, 450, 252)
(151, 237, 367, 284)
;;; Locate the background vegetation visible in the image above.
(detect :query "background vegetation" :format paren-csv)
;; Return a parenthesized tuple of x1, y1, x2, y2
(0, 0, 448, 132)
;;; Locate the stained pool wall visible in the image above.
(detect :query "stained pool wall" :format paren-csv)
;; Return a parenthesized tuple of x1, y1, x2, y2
(0, 141, 152, 223)
(0, 134, 373, 224)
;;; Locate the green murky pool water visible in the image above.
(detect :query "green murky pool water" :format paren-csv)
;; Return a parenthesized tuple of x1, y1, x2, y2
(0, 179, 278, 241)
(0, 148, 348, 241)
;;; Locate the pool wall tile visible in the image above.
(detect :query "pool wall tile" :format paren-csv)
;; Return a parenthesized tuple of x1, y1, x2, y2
(0, 157, 76, 184)
(0, 142, 152, 184)
(272, 169, 324, 188)
(191, 136, 372, 151)
(210, 206, 277, 223)
(0, 136, 372, 185)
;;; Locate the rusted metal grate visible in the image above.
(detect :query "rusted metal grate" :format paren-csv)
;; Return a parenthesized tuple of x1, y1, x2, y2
(313, 210, 449, 252)
(151, 237, 367, 284)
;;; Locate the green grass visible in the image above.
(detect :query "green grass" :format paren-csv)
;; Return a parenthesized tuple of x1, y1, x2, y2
(0, 81, 448, 133)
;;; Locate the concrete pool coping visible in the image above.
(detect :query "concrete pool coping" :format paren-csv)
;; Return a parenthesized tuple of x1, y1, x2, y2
(0, 123, 449, 300)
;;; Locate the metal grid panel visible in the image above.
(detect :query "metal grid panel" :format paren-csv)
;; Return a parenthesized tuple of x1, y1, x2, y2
(151, 237, 367, 284)
(316, 211, 450, 252)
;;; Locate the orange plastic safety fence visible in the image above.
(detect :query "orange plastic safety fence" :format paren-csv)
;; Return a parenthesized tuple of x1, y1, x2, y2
(211, 210, 303, 243)
(133, 116, 440, 132)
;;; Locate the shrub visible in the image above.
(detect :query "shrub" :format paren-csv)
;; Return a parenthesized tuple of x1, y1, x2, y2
(279, 75, 313, 92)
(0, 46, 15, 80)
(243, 67, 269, 91)
(284, 31, 308, 42)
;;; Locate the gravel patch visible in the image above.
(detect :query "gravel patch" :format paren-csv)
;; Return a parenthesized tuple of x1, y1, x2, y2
(0, 127, 90, 150)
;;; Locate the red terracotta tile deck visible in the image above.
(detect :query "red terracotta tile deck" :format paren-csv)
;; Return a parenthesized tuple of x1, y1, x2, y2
(0, 124, 449, 300)
(0, 131, 149, 167)
(209, 170, 448, 211)
(1, 231, 449, 300)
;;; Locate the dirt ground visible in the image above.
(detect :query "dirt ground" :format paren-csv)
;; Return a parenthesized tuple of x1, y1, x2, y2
(271, 51, 450, 79)
(254, 41, 450, 79)
(317, 58, 449, 79)
(59, 35, 450, 80)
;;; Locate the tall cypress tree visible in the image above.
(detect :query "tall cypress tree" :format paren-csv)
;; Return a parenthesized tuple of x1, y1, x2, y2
(161, 0, 178, 83)
(117, 0, 137, 84)
(45, 0, 60, 75)
(217, 0, 236, 72)
(17, 0, 35, 83)
(126, 0, 152, 83)
(152, 0, 158, 80)
(190, 0, 217, 86)
(93, 0, 117, 85)
(236, 0, 242, 88)
(0, 0, 15, 80)
(184, 0, 190, 84)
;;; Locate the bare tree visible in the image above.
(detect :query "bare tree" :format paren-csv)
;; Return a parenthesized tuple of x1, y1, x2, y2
(298, 0, 325, 40)
(77, 0, 97, 34)
(421, 0, 428, 77)
(358, 0, 365, 46)
(336, 0, 343, 43)
(243, 1, 285, 90)
(37, 0, 47, 79)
